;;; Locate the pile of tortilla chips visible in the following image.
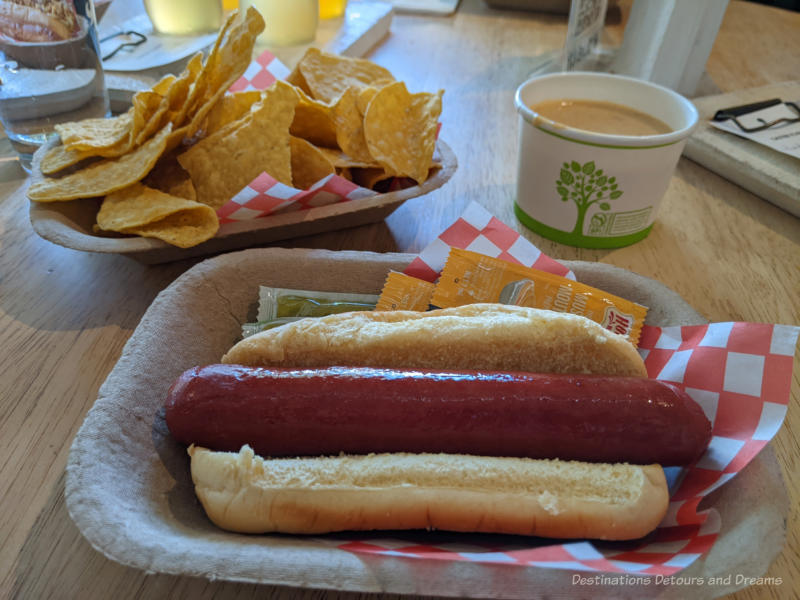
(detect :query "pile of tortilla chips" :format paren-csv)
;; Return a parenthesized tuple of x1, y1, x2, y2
(27, 8, 444, 249)
(285, 47, 443, 190)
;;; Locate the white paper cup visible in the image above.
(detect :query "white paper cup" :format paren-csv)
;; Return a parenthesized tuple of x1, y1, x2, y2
(514, 72, 698, 248)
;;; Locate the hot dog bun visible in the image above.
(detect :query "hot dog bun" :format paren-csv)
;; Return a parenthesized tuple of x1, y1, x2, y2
(188, 445, 669, 540)
(222, 303, 648, 377)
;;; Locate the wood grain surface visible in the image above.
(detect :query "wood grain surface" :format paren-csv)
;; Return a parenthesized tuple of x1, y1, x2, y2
(1, 1, 798, 599)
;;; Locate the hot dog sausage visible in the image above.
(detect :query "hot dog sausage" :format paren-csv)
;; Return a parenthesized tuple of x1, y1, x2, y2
(165, 364, 712, 466)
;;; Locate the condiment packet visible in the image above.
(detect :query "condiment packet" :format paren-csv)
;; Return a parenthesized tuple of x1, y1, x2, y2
(241, 286, 378, 337)
(375, 271, 436, 311)
(432, 248, 647, 345)
(256, 286, 379, 320)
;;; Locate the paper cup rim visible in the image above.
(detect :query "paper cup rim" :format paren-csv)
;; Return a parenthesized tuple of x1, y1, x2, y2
(514, 72, 699, 147)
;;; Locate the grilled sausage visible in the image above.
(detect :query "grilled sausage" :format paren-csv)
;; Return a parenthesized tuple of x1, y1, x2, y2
(165, 364, 711, 466)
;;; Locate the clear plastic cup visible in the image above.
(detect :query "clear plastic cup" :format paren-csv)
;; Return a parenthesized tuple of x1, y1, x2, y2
(0, 0, 110, 172)
(143, 0, 223, 35)
(240, 0, 318, 46)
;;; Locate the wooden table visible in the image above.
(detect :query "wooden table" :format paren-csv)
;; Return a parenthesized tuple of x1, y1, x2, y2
(1, 1, 798, 598)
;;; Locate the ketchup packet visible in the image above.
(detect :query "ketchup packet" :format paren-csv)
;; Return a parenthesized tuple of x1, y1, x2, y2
(376, 272, 436, 311)
(431, 248, 648, 345)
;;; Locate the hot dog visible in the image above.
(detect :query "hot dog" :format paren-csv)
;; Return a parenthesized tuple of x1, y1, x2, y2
(221, 303, 649, 377)
(166, 364, 712, 466)
(171, 304, 697, 540)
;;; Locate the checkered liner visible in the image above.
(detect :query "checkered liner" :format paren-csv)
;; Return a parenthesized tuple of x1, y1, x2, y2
(322, 204, 799, 576)
(215, 50, 379, 223)
(229, 49, 290, 93)
(403, 201, 576, 281)
(216, 172, 377, 224)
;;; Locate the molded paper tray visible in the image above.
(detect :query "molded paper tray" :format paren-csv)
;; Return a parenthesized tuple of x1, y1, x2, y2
(28, 140, 456, 264)
(65, 248, 788, 599)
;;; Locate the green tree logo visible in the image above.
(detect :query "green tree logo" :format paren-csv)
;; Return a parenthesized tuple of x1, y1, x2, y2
(556, 160, 623, 235)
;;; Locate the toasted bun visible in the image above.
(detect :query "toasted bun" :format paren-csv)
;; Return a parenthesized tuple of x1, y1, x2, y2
(222, 303, 647, 377)
(188, 445, 669, 540)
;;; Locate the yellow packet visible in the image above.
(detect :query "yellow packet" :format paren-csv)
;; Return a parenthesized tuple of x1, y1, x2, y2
(430, 248, 648, 345)
(376, 271, 436, 311)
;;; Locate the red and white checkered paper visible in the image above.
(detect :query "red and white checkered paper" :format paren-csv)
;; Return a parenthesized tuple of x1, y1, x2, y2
(403, 201, 576, 282)
(229, 48, 290, 93)
(320, 204, 800, 576)
(216, 172, 377, 224)
(216, 50, 378, 224)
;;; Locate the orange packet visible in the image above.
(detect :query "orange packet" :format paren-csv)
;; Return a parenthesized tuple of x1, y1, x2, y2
(376, 271, 436, 311)
(430, 248, 648, 345)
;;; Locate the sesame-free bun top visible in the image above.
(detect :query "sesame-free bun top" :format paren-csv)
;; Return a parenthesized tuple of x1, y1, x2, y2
(222, 303, 647, 377)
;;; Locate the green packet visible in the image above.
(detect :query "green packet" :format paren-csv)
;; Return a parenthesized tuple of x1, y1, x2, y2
(241, 286, 379, 338)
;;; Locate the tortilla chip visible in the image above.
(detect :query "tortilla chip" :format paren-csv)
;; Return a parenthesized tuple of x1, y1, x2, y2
(331, 86, 375, 164)
(363, 81, 443, 184)
(350, 167, 391, 190)
(178, 81, 297, 208)
(40, 142, 103, 174)
(132, 98, 171, 148)
(125, 209, 218, 248)
(27, 124, 172, 202)
(166, 8, 266, 152)
(133, 83, 171, 121)
(357, 83, 388, 115)
(135, 54, 204, 146)
(167, 54, 204, 112)
(296, 47, 395, 103)
(55, 112, 133, 152)
(290, 87, 338, 149)
(143, 156, 197, 200)
(152, 73, 177, 96)
(96, 182, 218, 248)
(48, 76, 181, 166)
(204, 9, 266, 95)
(286, 63, 312, 96)
(42, 84, 171, 173)
(317, 146, 378, 169)
(203, 90, 262, 136)
(290, 137, 336, 190)
(174, 12, 237, 124)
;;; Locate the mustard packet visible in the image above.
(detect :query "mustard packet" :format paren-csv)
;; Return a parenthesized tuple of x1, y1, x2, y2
(376, 271, 436, 311)
(430, 248, 648, 345)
